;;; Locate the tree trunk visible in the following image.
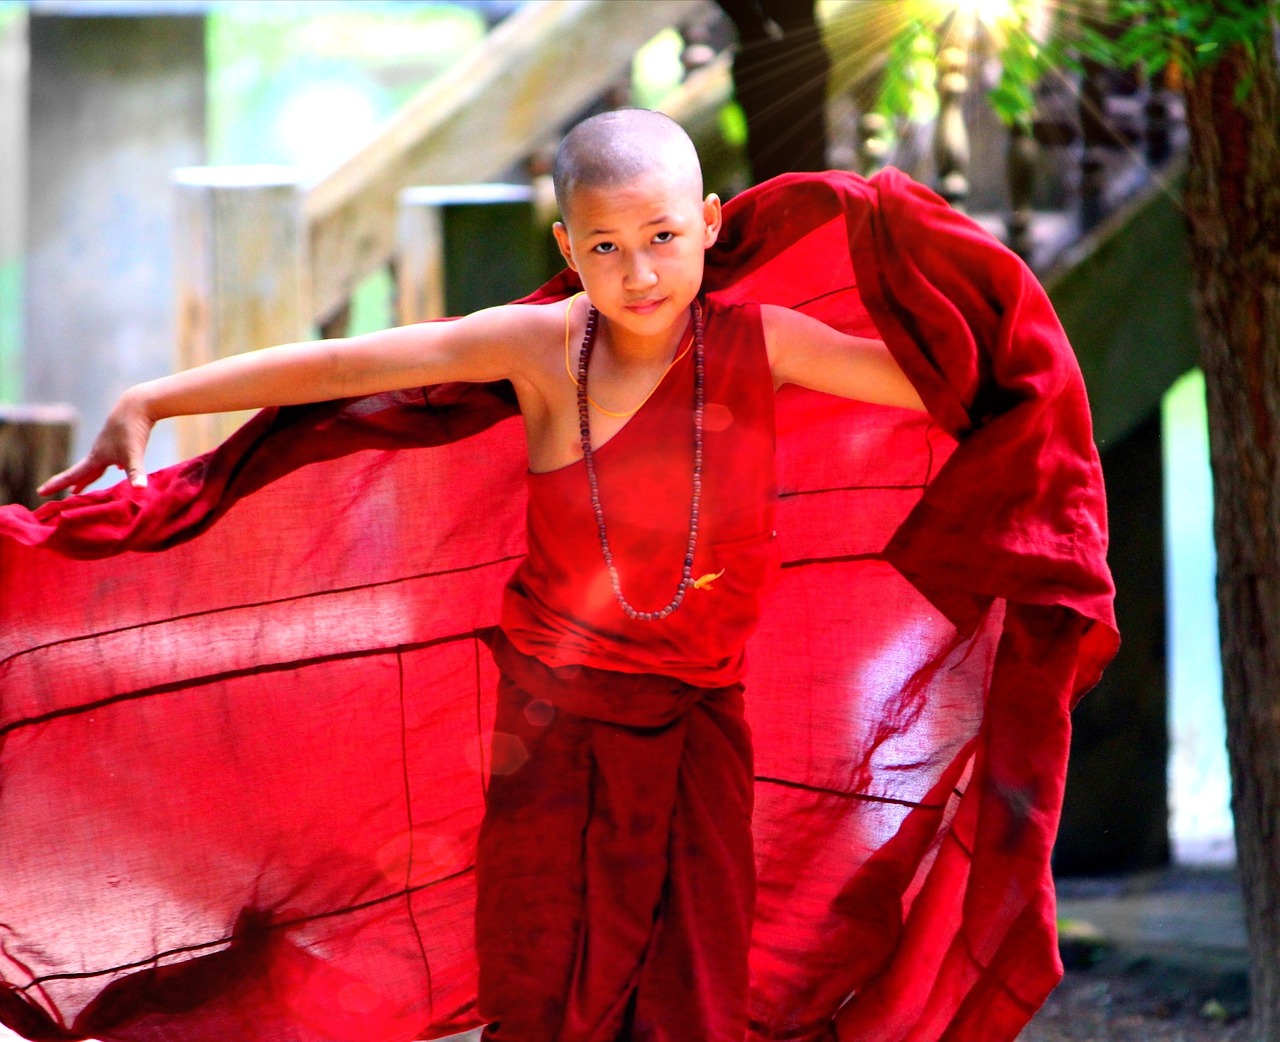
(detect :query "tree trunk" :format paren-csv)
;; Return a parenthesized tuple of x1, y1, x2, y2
(717, 0, 829, 182)
(1181, 23, 1280, 1040)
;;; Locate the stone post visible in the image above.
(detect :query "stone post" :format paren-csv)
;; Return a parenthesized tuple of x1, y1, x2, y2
(172, 167, 311, 459)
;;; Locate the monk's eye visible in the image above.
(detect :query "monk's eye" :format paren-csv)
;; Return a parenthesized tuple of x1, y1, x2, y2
(653, 231, 675, 244)
(592, 242, 617, 255)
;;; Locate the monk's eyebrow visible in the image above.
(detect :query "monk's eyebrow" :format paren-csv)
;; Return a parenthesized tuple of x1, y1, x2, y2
(586, 215, 677, 236)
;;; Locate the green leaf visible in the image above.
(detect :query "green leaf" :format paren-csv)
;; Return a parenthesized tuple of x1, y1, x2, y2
(717, 102, 748, 149)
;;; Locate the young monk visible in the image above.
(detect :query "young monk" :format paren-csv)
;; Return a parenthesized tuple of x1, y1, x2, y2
(36, 109, 924, 1041)
(10, 105, 1118, 1042)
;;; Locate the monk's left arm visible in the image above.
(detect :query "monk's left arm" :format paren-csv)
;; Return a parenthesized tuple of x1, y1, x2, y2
(761, 303, 926, 411)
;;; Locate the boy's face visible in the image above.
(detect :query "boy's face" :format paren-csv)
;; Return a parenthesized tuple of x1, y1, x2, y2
(553, 167, 721, 343)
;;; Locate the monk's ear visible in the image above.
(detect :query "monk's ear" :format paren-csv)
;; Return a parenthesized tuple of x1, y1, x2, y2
(701, 194, 723, 249)
(552, 222, 578, 272)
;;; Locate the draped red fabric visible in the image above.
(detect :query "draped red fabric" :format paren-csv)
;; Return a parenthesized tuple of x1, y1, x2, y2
(0, 168, 1117, 1042)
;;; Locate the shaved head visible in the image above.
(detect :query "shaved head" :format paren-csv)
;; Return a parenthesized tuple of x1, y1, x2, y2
(553, 109, 704, 221)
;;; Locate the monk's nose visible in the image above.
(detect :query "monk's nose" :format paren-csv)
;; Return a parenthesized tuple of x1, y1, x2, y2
(623, 255, 658, 290)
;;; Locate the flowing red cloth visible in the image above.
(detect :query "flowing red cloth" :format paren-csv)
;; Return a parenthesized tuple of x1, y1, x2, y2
(502, 297, 777, 686)
(0, 169, 1117, 1042)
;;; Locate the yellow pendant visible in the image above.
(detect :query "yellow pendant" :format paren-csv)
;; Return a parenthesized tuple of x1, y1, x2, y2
(692, 569, 726, 591)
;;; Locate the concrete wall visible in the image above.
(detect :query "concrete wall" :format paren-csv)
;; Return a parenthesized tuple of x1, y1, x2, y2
(0, 12, 25, 403)
(25, 14, 205, 471)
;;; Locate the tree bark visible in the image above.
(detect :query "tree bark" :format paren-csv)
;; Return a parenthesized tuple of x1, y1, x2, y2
(1181, 22, 1280, 1040)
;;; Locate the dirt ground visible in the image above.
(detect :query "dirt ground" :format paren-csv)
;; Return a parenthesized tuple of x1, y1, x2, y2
(1020, 964, 1254, 1042)
(1019, 865, 1254, 1041)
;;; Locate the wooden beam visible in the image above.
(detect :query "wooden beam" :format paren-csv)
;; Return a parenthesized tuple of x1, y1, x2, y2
(821, 0, 908, 109)
(305, 0, 712, 322)
(658, 1, 905, 120)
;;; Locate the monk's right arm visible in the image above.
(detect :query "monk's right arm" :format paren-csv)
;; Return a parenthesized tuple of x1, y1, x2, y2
(38, 305, 536, 496)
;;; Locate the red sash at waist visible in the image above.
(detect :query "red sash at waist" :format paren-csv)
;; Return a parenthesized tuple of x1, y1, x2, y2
(485, 628, 742, 729)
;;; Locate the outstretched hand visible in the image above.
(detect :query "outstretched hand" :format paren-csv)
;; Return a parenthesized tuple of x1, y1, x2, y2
(37, 391, 154, 497)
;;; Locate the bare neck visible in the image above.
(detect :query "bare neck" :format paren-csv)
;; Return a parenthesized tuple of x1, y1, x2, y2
(596, 310, 691, 370)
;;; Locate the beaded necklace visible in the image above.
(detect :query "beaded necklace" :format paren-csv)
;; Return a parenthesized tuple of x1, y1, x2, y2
(577, 300, 705, 623)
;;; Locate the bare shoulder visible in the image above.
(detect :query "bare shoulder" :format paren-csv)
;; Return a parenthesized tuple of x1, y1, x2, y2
(325, 297, 571, 398)
(453, 298, 574, 410)
(482, 298, 571, 380)
(758, 301, 829, 334)
(443, 299, 562, 352)
(427, 298, 566, 382)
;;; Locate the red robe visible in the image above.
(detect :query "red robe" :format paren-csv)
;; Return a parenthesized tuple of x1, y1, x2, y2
(0, 169, 1117, 1042)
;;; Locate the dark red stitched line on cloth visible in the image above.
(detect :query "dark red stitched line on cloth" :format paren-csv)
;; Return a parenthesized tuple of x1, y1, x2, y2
(473, 637, 489, 801)
(17, 865, 477, 991)
(779, 421, 941, 500)
(780, 552, 884, 570)
(396, 648, 435, 1021)
(754, 775, 947, 811)
(785, 285, 857, 311)
(0, 631, 489, 738)
(956, 927, 1042, 1011)
(779, 482, 927, 499)
(0, 553, 524, 671)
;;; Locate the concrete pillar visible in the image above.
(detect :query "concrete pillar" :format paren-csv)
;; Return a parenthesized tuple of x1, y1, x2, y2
(25, 14, 205, 475)
(1055, 407, 1171, 875)
(0, 11, 25, 404)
